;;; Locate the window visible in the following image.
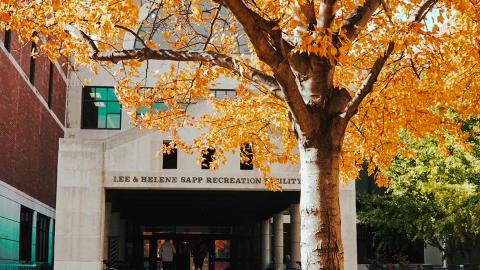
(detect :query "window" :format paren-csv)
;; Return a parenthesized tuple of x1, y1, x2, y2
(52, 220, 55, 262)
(135, 88, 171, 117)
(4, 30, 11, 51)
(29, 43, 36, 85)
(201, 148, 216, 170)
(162, 141, 177, 169)
(81, 86, 122, 129)
(47, 62, 54, 108)
(35, 213, 50, 262)
(211, 89, 236, 98)
(137, 102, 169, 116)
(240, 143, 253, 170)
(19, 206, 33, 261)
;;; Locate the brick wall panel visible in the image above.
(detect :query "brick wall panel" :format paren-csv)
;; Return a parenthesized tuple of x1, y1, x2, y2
(57, 57, 69, 77)
(9, 32, 31, 76)
(35, 55, 51, 102)
(0, 50, 18, 183)
(13, 83, 42, 201)
(0, 47, 64, 208)
(52, 68, 66, 123)
(38, 113, 61, 207)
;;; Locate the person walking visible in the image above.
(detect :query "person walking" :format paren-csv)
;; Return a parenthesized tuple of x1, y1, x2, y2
(159, 239, 176, 270)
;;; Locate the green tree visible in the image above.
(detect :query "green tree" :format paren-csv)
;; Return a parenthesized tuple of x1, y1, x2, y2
(358, 123, 480, 266)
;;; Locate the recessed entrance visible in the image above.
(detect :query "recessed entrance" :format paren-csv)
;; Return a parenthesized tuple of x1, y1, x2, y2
(142, 228, 232, 270)
(105, 189, 300, 270)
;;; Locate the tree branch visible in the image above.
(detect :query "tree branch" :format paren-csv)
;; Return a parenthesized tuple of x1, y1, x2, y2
(220, 1, 282, 66)
(339, 0, 382, 41)
(115, 24, 147, 48)
(339, 0, 438, 119)
(214, 0, 313, 133)
(299, 0, 317, 29)
(90, 48, 280, 92)
(203, 5, 221, 51)
(340, 41, 394, 120)
(273, 62, 316, 136)
(79, 30, 99, 55)
(317, 0, 337, 29)
(412, 0, 437, 22)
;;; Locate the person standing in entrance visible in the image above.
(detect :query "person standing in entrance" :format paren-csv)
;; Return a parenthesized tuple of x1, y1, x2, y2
(159, 239, 176, 270)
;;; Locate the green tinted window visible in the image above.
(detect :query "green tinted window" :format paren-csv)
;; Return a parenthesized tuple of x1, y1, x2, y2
(81, 87, 122, 129)
(137, 102, 169, 116)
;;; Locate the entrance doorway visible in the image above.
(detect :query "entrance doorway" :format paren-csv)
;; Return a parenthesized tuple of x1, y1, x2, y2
(143, 233, 231, 270)
(106, 189, 300, 270)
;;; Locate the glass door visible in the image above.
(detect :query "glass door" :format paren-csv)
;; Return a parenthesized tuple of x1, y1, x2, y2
(143, 238, 168, 270)
(213, 240, 231, 270)
(142, 238, 152, 270)
(175, 239, 191, 270)
(190, 237, 210, 270)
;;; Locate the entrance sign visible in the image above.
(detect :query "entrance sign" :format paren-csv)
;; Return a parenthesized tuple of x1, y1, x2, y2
(106, 172, 301, 190)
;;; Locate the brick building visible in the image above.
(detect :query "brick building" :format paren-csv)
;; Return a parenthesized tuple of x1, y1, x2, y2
(0, 30, 67, 268)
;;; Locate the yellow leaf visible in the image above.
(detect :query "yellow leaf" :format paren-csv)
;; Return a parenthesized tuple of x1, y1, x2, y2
(52, 0, 60, 11)
(0, 12, 10, 22)
(438, 15, 444, 23)
(329, 46, 338, 56)
(163, 31, 172, 39)
(191, 4, 202, 18)
(146, 40, 159, 49)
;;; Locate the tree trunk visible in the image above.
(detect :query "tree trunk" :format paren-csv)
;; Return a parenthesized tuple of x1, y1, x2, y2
(299, 125, 345, 270)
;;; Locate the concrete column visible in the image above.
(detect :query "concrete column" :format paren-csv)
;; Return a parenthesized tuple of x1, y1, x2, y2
(261, 218, 271, 270)
(273, 213, 284, 269)
(290, 204, 301, 268)
(54, 139, 105, 270)
(340, 180, 358, 270)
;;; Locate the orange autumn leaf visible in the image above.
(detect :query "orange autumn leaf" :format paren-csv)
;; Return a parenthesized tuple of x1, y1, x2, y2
(52, 0, 60, 11)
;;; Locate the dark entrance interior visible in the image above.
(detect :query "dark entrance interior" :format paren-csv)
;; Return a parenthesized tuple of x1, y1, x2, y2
(106, 189, 299, 270)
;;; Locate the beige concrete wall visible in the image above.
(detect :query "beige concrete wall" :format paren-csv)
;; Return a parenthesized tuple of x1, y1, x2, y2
(54, 129, 358, 269)
(54, 139, 105, 270)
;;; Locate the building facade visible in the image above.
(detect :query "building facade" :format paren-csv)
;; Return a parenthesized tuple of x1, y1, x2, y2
(0, 30, 67, 269)
(54, 65, 358, 270)
(48, 3, 359, 269)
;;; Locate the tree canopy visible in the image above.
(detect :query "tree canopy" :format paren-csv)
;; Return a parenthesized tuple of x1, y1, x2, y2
(358, 120, 480, 264)
(1, 0, 479, 184)
(2, 0, 480, 269)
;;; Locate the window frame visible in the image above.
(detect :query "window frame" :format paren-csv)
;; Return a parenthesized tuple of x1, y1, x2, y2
(240, 143, 254, 170)
(29, 43, 36, 85)
(162, 140, 178, 169)
(47, 62, 54, 108)
(201, 147, 216, 170)
(35, 213, 50, 263)
(210, 89, 236, 98)
(4, 30, 11, 52)
(81, 86, 122, 130)
(19, 206, 33, 262)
